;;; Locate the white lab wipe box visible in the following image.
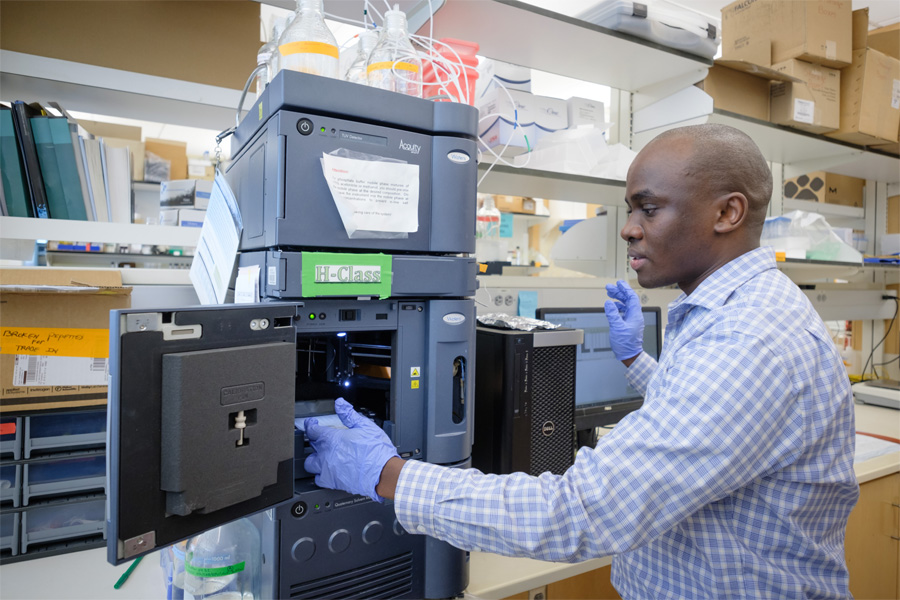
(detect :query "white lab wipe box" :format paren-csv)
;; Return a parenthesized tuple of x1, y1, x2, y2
(577, 0, 721, 59)
(567, 97, 606, 128)
(478, 88, 567, 155)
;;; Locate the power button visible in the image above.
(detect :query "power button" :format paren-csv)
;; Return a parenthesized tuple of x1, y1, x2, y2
(297, 118, 313, 136)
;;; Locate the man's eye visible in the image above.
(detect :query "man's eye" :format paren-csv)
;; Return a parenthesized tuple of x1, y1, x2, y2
(642, 208, 657, 216)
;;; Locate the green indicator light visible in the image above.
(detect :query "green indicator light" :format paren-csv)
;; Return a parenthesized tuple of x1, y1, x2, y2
(314, 504, 320, 509)
(309, 313, 316, 320)
(320, 127, 325, 133)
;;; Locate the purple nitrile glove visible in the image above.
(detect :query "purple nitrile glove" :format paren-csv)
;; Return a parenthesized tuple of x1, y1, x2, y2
(303, 398, 399, 503)
(604, 280, 645, 362)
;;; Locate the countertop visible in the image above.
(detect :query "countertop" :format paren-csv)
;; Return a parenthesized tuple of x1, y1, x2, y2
(1, 403, 897, 600)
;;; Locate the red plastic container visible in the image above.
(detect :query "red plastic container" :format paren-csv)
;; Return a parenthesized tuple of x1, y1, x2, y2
(422, 38, 480, 105)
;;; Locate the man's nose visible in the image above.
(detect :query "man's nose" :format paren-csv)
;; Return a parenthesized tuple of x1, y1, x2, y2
(620, 218, 641, 242)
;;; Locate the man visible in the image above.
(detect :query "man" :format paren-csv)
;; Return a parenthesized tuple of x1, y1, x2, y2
(304, 124, 859, 599)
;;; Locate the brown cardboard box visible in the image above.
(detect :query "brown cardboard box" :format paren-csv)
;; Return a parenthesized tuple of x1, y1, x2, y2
(826, 48, 900, 145)
(77, 120, 140, 141)
(492, 195, 536, 214)
(145, 138, 188, 181)
(867, 23, 900, 60)
(697, 64, 771, 121)
(851, 8, 869, 51)
(721, 0, 853, 69)
(0, 269, 132, 413)
(783, 171, 865, 207)
(0, 1, 258, 91)
(888, 195, 900, 235)
(770, 59, 840, 133)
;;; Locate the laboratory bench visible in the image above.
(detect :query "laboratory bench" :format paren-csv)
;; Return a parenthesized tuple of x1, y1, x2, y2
(0, 403, 897, 600)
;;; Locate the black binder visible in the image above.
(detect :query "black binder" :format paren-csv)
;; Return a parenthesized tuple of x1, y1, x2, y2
(10, 101, 50, 218)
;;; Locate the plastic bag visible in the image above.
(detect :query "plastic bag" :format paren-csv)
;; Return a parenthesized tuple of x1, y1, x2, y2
(477, 313, 561, 331)
(761, 210, 863, 262)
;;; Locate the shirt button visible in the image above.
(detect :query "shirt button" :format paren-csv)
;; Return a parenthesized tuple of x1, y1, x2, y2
(473, 546, 482, 552)
(416, 525, 426, 534)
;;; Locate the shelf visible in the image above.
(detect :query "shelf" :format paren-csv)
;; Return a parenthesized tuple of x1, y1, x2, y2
(776, 258, 864, 283)
(256, 0, 711, 93)
(0, 51, 243, 131)
(782, 199, 865, 220)
(478, 163, 626, 205)
(45, 251, 193, 269)
(0, 217, 200, 247)
(420, 0, 711, 92)
(636, 109, 900, 184)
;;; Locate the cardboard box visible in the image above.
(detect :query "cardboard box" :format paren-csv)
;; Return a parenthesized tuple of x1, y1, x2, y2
(478, 88, 566, 154)
(0, 269, 131, 413)
(867, 23, 899, 60)
(696, 64, 771, 121)
(770, 59, 840, 133)
(0, 1, 259, 91)
(783, 171, 865, 207)
(159, 208, 206, 228)
(888, 195, 900, 235)
(145, 138, 188, 181)
(567, 97, 606, 128)
(721, 0, 853, 69)
(160, 178, 211, 211)
(826, 48, 900, 145)
(77, 120, 140, 141)
(492, 195, 536, 215)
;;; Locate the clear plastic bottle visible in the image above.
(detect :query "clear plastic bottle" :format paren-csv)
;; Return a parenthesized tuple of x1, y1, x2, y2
(278, 0, 339, 79)
(475, 195, 505, 262)
(183, 519, 261, 600)
(344, 29, 379, 86)
(367, 6, 422, 97)
(262, 17, 288, 88)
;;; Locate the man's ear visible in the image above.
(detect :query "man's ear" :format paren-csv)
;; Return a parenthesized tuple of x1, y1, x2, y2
(713, 192, 748, 234)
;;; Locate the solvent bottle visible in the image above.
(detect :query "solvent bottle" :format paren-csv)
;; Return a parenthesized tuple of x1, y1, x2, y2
(344, 29, 379, 86)
(475, 195, 504, 262)
(367, 6, 422, 97)
(183, 518, 261, 600)
(254, 19, 283, 97)
(278, 0, 339, 79)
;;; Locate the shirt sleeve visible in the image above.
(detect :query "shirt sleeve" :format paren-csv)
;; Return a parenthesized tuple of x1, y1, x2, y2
(624, 351, 657, 396)
(394, 328, 808, 562)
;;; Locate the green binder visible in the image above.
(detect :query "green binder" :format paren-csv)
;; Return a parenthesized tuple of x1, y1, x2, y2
(48, 116, 88, 220)
(30, 115, 68, 220)
(0, 106, 32, 217)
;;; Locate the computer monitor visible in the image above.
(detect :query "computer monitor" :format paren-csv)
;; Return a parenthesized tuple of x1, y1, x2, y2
(536, 306, 662, 430)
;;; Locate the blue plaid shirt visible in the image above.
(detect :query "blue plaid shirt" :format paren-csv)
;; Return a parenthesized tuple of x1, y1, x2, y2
(395, 247, 859, 599)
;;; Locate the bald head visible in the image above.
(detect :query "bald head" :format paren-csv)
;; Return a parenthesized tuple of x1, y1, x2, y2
(647, 124, 772, 233)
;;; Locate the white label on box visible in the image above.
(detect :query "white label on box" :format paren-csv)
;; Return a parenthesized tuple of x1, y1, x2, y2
(12, 355, 107, 386)
(268, 265, 277, 287)
(793, 99, 815, 124)
(892, 80, 900, 110)
(234, 265, 260, 304)
(825, 41, 836, 61)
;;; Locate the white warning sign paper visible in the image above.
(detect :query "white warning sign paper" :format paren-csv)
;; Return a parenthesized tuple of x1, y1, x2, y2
(321, 153, 419, 237)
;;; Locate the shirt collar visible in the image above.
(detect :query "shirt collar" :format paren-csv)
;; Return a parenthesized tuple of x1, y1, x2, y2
(668, 247, 777, 315)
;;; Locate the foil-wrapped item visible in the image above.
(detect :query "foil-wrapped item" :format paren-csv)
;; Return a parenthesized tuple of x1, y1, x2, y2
(476, 313, 562, 332)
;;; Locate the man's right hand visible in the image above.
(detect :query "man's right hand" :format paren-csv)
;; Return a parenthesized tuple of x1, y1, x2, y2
(604, 280, 645, 363)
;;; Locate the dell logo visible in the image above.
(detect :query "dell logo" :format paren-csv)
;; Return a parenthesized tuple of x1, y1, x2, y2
(541, 421, 555, 437)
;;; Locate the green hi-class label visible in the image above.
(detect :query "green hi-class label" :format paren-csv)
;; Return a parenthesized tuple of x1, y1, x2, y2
(184, 558, 246, 577)
(302, 252, 393, 299)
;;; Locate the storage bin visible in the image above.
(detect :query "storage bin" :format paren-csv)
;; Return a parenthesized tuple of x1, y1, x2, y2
(24, 410, 106, 458)
(1, 417, 22, 460)
(1, 464, 22, 507)
(577, 0, 721, 59)
(23, 454, 106, 505)
(1, 511, 19, 556)
(21, 495, 105, 553)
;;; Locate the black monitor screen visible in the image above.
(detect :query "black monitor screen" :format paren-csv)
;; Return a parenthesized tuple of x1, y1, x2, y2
(536, 306, 662, 429)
